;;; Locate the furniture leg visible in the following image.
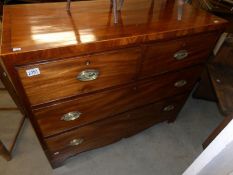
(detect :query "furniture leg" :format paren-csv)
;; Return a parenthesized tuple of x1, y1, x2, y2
(119, 0, 124, 10)
(167, 116, 177, 123)
(112, 0, 118, 23)
(0, 63, 26, 161)
(0, 65, 26, 115)
(0, 140, 11, 161)
(203, 115, 233, 149)
(67, 0, 71, 11)
(177, 0, 185, 20)
(192, 68, 217, 101)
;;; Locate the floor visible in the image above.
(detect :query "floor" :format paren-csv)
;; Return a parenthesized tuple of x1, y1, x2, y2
(0, 80, 23, 149)
(0, 94, 223, 175)
(0, 91, 17, 109)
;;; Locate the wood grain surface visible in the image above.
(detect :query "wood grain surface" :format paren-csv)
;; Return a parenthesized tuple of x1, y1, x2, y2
(0, 0, 227, 60)
(45, 93, 188, 168)
(34, 65, 203, 137)
(17, 47, 141, 105)
(140, 32, 219, 78)
(0, 0, 227, 168)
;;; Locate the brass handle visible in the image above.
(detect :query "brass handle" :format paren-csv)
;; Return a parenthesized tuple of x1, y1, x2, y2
(69, 138, 84, 146)
(174, 50, 189, 60)
(163, 105, 175, 112)
(77, 69, 99, 81)
(61, 111, 82, 121)
(174, 80, 187, 87)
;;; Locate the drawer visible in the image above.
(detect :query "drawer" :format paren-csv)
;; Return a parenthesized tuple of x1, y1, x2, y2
(46, 94, 188, 161)
(140, 32, 219, 78)
(34, 65, 202, 137)
(17, 47, 141, 106)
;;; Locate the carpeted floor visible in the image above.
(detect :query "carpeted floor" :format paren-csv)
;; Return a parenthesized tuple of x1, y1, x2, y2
(0, 94, 223, 175)
(0, 91, 17, 109)
(0, 110, 23, 149)
(0, 83, 23, 149)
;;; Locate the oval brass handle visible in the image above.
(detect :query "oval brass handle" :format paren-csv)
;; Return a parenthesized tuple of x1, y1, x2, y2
(174, 50, 189, 60)
(77, 69, 99, 81)
(61, 111, 82, 121)
(163, 105, 175, 112)
(174, 80, 187, 87)
(69, 138, 84, 146)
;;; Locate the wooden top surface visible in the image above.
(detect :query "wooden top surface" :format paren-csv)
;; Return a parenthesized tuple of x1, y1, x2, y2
(0, 0, 227, 56)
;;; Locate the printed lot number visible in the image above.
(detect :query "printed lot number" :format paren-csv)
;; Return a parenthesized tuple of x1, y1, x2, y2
(26, 68, 40, 77)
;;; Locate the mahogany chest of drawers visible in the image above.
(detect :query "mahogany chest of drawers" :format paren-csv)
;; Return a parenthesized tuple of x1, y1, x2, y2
(0, 0, 227, 168)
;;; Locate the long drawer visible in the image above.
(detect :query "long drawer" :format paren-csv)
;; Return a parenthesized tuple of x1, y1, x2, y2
(17, 47, 141, 106)
(45, 94, 188, 164)
(34, 65, 203, 137)
(140, 32, 219, 78)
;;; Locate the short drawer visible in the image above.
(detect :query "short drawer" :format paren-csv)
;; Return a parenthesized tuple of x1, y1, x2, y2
(46, 94, 188, 160)
(17, 47, 141, 106)
(140, 32, 219, 78)
(34, 65, 202, 137)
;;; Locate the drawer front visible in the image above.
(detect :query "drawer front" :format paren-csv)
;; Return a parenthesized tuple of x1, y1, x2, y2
(17, 47, 141, 106)
(34, 65, 202, 137)
(46, 94, 188, 158)
(140, 32, 219, 78)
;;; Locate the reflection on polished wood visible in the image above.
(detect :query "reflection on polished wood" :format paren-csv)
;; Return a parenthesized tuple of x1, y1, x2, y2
(1, 0, 227, 57)
(0, 64, 26, 161)
(0, 0, 228, 168)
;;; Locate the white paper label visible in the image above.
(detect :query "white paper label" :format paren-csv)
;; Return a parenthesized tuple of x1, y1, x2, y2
(26, 68, 40, 77)
(12, 48, 22, 52)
